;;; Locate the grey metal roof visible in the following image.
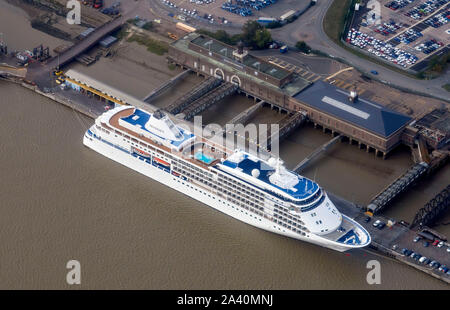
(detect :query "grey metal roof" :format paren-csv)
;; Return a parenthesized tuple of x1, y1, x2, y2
(293, 81, 412, 138)
(80, 28, 95, 38)
(99, 35, 117, 48)
(190, 35, 291, 80)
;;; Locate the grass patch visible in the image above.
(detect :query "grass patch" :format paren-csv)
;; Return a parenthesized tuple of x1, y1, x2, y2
(127, 34, 168, 56)
(323, 0, 353, 43)
(114, 26, 129, 41)
(443, 84, 450, 92)
(168, 63, 176, 71)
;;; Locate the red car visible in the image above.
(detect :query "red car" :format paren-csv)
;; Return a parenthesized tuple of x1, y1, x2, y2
(93, 0, 103, 9)
(432, 240, 439, 246)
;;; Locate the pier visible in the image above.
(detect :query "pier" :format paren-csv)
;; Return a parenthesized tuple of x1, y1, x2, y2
(143, 69, 191, 103)
(168, 33, 415, 156)
(45, 17, 125, 70)
(164, 76, 222, 115)
(293, 134, 342, 173)
(182, 82, 238, 120)
(367, 162, 429, 214)
(329, 192, 450, 284)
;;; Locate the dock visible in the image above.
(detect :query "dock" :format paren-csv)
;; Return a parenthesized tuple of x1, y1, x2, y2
(328, 192, 450, 284)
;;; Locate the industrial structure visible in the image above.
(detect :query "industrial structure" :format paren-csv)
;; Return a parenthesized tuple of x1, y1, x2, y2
(167, 33, 417, 157)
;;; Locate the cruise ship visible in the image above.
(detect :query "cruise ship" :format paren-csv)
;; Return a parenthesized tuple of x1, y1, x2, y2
(83, 105, 371, 252)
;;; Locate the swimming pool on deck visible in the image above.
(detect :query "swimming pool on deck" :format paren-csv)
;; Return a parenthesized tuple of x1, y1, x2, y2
(194, 151, 214, 164)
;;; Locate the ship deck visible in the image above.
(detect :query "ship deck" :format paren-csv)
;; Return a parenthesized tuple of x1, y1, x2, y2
(103, 107, 230, 170)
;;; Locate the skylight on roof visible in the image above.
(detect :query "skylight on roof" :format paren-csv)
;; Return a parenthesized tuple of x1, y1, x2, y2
(322, 96, 370, 119)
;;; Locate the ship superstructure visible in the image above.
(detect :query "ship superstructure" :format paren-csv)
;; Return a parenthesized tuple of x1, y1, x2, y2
(83, 105, 371, 252)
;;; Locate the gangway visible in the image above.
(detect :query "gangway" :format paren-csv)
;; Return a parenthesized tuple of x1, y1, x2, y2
(228, 100, 265, 125)
(165, 76, 222, 114)
(143, 69, 191, 102)
(367, 162, 429, 214)
(267, 112, 306, 148)
(293, 134, 342, 173)
(411, 185, 450, 228)
(183, 82, 238, 120)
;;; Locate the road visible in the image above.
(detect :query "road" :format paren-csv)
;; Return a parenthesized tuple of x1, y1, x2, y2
(269, 0, 449, 103)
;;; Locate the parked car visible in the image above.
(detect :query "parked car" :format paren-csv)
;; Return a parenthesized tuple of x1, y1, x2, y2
(413, 236, 421, 242)
(370, 70, 379, 75)
(433, 240, 439, 246)
(364, 216, 371, 223)
(419, 256, 427, 263)
(446, 247, 450, 253)
(373, 220, 381, 227)
(437, 241, 444, 248)
(423, 241, 429, 247)
(429, 261, 441, 269)
(377, 222, 386, 230)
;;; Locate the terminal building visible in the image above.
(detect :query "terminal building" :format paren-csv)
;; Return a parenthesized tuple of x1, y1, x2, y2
(168, 33, 413, 156)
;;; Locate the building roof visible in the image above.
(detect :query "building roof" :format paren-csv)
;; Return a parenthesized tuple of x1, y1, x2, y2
(99, 35, 117, 48)
(293, 81, 412, 138)
(64, 69, 151, 111)
(190, 35, 291, 80)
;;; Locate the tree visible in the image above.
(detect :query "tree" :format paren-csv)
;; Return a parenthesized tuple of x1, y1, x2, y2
(295, 41, 311, 54)
(241, 20, 271, 49)
(242, 20, 263, 46)
(254, 29, 272, 49)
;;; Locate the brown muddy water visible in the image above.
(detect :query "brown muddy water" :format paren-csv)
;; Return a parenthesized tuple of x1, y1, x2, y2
(0, 0, 449, 289)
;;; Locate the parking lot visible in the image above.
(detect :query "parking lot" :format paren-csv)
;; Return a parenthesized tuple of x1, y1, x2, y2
(348, 0, 449, 70)
(157, 0, 310, 27)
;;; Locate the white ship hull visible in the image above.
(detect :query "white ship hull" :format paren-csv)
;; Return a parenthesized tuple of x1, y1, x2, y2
(83, 130, 362, 252)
